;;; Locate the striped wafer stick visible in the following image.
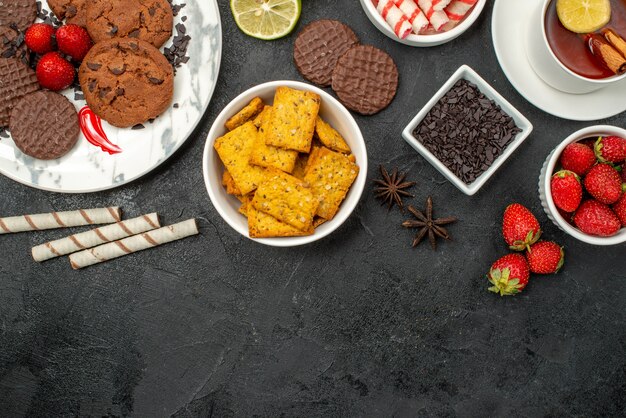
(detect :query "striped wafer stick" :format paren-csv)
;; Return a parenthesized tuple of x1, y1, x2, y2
(417, 0, 450, 31)
(69, 219, 199, 270)
(32, 213, 160, 262)
(0, 207, 121, 235)
(377, 0, 413, 39)
(445, 0, 477, 23)
(394, 0, 429, 34)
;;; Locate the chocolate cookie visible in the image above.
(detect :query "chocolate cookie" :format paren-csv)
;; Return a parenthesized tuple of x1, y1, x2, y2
(0, 57, 39, 127)
(294, 20, 359, 87)
(0, 25, 29, 65)
(10, 91, 80, 160)
(0, 0, 37, 32)
(78, 38, 174, 128)
(331, 45, 398, 116)
(48, 0, 88, 27)
(86, 0, 173, 48)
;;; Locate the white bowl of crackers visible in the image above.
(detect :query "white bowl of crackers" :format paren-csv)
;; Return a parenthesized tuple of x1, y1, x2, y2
(203, 81, 368, 247)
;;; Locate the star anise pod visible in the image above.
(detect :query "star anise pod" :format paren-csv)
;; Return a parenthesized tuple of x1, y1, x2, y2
(402, 196, 457, 250)
(373, 165, 416, 211)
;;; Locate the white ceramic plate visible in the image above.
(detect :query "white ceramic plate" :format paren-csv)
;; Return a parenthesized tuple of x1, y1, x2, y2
(359, 0, 486, 47)
(492, 0, 626, 121)
(0, 0, 222, 193)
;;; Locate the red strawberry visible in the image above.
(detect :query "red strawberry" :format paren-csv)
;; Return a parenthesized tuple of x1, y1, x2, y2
(551, 170, 582, 212)
(526, 241, 565, 274)
(583, 163, 623, 205)
(580, 137, 597, 149)
(55, 24, 92, 62)
(612, 193, 626, 227)
(36, 52, 75, 91)
(560, 142, 596, 176)
(502, 203, 542, 251)
(573, 200, 621, 237)
(24, 23, 56, 54)
(556, 206, 574, 224)
(487, 253, 530, 296)
(595, 135, 626, 163)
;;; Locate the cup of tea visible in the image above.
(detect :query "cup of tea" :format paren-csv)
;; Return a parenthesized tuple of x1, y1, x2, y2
(525, 0, 626, 94)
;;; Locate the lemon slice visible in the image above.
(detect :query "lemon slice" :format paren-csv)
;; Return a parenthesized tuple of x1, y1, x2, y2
(556, 0, 611, 33)
(231, 0, 302, 40)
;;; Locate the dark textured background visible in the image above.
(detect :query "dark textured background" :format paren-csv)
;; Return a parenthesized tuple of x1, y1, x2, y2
(1, 0, 625, 416)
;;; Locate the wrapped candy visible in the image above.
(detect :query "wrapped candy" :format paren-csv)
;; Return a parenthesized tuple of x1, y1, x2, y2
(445, 0, 478, 23)
(393, 0, 429, 34)
(376, 0, 414, 39)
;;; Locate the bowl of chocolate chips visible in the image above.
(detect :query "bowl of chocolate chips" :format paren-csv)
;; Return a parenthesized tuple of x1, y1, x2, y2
(402, 65, 533, 195)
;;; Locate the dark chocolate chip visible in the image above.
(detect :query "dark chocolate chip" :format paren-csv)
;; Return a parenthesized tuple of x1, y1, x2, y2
(109, 65, 126, 75)
(87, 62, 102, 71)
(148, 77, 164, 85)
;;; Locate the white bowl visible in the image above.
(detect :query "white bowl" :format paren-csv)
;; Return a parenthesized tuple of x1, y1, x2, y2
(359, 0, 487, 47)
(203, 80, 368, 247)
(538, 125, 626, 246)
(402, 65, 533, 196)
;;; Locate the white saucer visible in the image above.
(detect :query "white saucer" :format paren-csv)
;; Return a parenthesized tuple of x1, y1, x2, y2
(492, 0, 626, 121)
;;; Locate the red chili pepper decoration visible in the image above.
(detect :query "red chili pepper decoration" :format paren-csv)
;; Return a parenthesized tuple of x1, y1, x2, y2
(78, 106, 122, 155)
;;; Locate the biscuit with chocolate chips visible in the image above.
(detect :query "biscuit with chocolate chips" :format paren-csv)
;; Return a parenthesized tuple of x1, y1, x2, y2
(78, 38, 173, 128)
(86, 0, 173, 48)
(48, 0, 88, 27)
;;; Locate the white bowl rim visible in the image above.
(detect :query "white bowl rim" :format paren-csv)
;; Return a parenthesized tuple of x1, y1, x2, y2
(402, 64, 534, 196)
(360, 0, 487, 45)
(202, 80, 368, 247)
(539, 0, 626, 86)
(543, 124, 626, 245)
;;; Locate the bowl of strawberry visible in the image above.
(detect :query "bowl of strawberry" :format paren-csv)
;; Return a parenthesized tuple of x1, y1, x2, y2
(539, 125, 626, 246)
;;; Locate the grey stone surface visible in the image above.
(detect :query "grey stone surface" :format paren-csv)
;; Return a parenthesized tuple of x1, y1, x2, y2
(1, 0, 625, 416)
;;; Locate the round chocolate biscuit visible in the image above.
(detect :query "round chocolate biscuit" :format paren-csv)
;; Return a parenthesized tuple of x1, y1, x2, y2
(0, 25, 29, 64)
(294, 19, 359, 87)
(331, 45, 398, 116)
(10, 91, 80, 160)
(0, 57, 39, 127)
(48, 0, 88, 27)
(0, 0, 37, 32)
(86, 0, 173, 49)
(78, 38, 174, 128)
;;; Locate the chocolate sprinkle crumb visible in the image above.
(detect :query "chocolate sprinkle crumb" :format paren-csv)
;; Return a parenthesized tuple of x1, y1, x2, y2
(163, 10, 191, 72)
(173, 103, 179, 108)
(412, 79, 521, 185)
(0, 127, 9, 139)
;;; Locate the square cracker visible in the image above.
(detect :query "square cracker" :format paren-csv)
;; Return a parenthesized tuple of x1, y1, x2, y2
(249, 106, 298, 172)
(315, 117, 351, 154)
(248, 204, 314, 238)
(222, 170, 242, 196)
(304, 147, 359, 220)
(225, 97, 265, 131)
(252, 169, 318, 231)
(214, 122, 267, 195)
(264, 87, 320, 153)
(239, 194, 252, 217)
(291, 153, 309, 180)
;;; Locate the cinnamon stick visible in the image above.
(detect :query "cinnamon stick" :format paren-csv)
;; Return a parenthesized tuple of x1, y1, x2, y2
(587, 34, 626, 75)
(603, 28, 626, 58)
